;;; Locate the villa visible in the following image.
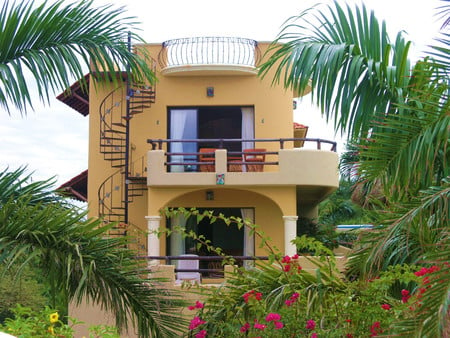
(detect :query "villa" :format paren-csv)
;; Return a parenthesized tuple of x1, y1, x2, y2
(57, 36, 339, 335)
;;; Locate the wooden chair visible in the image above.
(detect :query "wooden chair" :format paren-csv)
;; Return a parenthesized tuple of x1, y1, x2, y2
(243, 148, 266, 172)
(199, 148, 216, 172)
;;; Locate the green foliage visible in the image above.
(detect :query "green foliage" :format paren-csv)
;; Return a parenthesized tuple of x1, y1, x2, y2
(1, 305, 120, 338)
(0, 168, 187, 337)
(186, 239, 423, 337)
(0, 0, 156, 113)
(0, 266, 47, 324)
(259, 0, 412, 141)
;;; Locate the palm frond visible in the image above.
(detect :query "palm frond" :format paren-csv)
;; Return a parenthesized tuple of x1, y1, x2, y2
(347, 177, 450, 277)
(355, 58, 449, 201)
(0, 0, 156, 114)
(259, 0, 412, 140)
(0, 168, 187, 337)
(0, 166, 59, 205)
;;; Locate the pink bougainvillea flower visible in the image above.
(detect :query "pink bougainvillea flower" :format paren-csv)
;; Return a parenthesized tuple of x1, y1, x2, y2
(243, 290, 262, 303)
(265, 313, 281, 322)
(401, 289, 411, 303)
(254, 321, 267, 330)
(345, 319, 352, 323)
(240, 323, 250, 332)
(189, 316, 206, 330)
(381, 304, 391, 310)
(195, 329, 207, 338)
(281, 255, 291, 263)
(292, 253, 299, 259)
(370, 321, 382, 337)
(311, 333, 318, 338)
(274, 321, 284, 329)
(283, 264, 291, 272)
(188, 301, 204, 310)
(306, 319, 316, 330)
(285, 292, 300, 306)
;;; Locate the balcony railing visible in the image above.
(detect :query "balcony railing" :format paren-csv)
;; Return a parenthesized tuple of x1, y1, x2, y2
(158, 37, 261, 69)
(143, 255, 269, 278)
(147, 138, 337, 172)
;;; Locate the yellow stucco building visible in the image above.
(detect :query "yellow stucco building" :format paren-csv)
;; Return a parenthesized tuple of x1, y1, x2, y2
(59, 36, 339, 280)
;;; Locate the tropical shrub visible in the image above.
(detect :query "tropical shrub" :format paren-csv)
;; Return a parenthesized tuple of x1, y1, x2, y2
(185, 242, 446, 337)
(1, 305, 120, 338)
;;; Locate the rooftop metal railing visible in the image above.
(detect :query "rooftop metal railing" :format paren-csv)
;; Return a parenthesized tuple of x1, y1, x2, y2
(158, 37, 261, 69)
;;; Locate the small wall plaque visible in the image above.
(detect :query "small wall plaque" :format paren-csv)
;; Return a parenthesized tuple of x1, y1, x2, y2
(216, 173, 225, 185)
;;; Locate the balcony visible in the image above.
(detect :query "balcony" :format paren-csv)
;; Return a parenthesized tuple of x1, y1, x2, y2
(147, 138, 339, 202)
(158, 37, 260, 76)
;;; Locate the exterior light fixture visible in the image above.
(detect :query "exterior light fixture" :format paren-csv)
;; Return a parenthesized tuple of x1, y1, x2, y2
(206, 190, 214, 200)
(207, 87, 214, 97)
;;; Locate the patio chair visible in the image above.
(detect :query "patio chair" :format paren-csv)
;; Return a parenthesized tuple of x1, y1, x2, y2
(199, 148, 216, 172)
(243, 148, 266, 172)
(176, 254, 201, 284)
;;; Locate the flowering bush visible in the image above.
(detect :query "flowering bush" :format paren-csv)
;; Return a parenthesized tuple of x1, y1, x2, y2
(183, 241, 437, 337)
(1, 305, 119, 338)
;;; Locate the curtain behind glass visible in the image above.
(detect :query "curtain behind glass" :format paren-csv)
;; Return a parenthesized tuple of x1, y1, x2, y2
(170, 109, 198, 172)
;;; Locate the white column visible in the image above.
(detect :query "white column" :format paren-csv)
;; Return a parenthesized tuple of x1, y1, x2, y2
(145, 216, 161, 266)
(283, 215, 298, 256)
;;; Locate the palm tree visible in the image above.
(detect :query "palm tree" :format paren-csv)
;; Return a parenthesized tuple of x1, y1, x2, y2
(0, 0, 156, 114)
(0, 1, 185, 335)
(259, 1, 449, 336)
(0, 167, 186, 337)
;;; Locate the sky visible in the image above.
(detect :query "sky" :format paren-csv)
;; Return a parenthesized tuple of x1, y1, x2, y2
(0, 0, 443, 187)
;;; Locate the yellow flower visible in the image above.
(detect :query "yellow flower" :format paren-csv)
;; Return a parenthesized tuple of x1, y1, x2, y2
(49, 312, 59, 323)
(48, 326, 55, 335)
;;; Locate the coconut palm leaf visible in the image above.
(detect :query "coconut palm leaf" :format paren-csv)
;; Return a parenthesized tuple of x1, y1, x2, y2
(347, 177, 450, 277)
(0, 0, 156, 114)
(0, 166, 60, 205)
(259, 0, 412, 140)
(356, 69, 449, 201)
(0, 168, 186, 337)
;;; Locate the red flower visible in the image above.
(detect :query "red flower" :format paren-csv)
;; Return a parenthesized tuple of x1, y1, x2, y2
(195, 330, 207, 338)
(274, 321, 284, 329)
(381, 304, 391, 310)
(189, 316, 206, 330)
(188, 300, 204, 310)
(285, 292, 300, 306)
(265, 313, 281, 322)
(370, 321, 382, 337)
(243, 290, 263, 303)
(283, 264, 291, 272)
(281, 255, 291, 263)
(401, 289, 411, 303)
(306, 319, 316, 330)
(311, 333, 318, 338)
(254, 321, 267, 330)
(240, 323, 250, 332)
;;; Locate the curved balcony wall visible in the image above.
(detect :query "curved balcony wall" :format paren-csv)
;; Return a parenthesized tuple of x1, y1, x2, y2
(158, 37, 261, 76)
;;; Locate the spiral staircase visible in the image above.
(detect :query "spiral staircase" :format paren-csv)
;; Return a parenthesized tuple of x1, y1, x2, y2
(98, 76, 155, 255)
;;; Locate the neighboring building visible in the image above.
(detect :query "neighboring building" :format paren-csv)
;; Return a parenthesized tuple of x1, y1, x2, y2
(58, 36, 339, 277)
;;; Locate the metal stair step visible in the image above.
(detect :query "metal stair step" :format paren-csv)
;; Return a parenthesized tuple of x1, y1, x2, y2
(104, 129, 126, 134)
